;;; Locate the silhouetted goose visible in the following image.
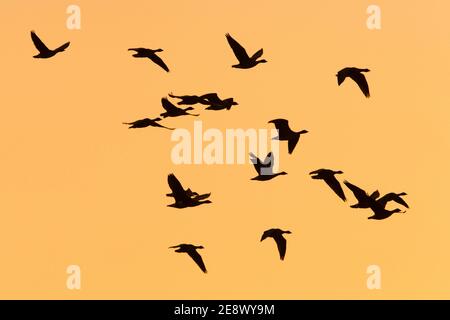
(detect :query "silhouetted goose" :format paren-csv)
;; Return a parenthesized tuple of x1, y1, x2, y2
(375, 192, 409, 209)
(200, 93, 238, 111)
(169, 244, 207, 273)
(31, 31, 70, 59)
(250, 152, 287, 181)
(168, 93, 206, 105)
(128, 48, 169, 72)
(166, 188, 211, 202)
(336, 67, 370, 98)
(167, 174, 211, 208)
(268, 119, 308, 154)
(310, 169, 346, 201)
(160, 98, 199, 118)
(260, 229, 292, 260)
(367, 202, 405, 220)
(343, 180, 378, 208)
(123, 117, 173, 130)
(226, 33, 267, 69)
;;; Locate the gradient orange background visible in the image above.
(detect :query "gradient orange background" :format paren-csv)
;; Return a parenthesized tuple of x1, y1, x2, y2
(1, 0, 449, 299)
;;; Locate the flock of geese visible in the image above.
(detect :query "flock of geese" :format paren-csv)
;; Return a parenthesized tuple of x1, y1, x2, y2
(31, 29, 409, 274)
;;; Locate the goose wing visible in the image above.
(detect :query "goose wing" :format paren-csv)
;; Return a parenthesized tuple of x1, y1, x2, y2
(187, 249, 207, 273)
(273, 234, 287, 260)
(200, 93, 222, 105)
(349, 72, 370, 97)
(268, 119, 292, 136)
(378, 193, 409, 209)
(226, 33, 250, 62)
(324, 176, 346, 201)
(31, 31, 49, 53)
(149, 53, 170, 72)
(344, 180, 370, 203)
(161, 98, 181, 113)
(251, 48, 264, 60)
(167, 174, 189, 202)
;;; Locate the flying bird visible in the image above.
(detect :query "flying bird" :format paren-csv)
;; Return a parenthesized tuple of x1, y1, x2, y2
(310, 169, 346, 201)
(376, 192, 409, 209)
(249, 152, 287, 181)
(168, 93, 207, 105)
(160, 97, 199, 118)
(31, 31, 70, 59)
(344, 181, 406, 220)
(344, 181, 408, 209)
(128, 48, 170, 72)
(268, 119, 308, 154)
(336, 67, 371, 98)
(167, 174, 211, 208)
(122, 117, 173, 130)
(343, 180, 379, 208)
(200, 93, 238, 111)
(226, 33, 267, 69)
(260, 229, 292, 260)
(169, 244, 207, 273)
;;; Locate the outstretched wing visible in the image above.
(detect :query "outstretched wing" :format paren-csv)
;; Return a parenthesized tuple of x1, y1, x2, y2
(249, 152, 262, 175)
(268, 119, 291, 136)
(378, 193, 409, 209)
(343, 180, 369, 202)
(167, 174, 189, 202)
(31, 31, 49, 52)
(200, 93, 222, 105)
(226, 33, 250, 63)
(251, 48, 264, 60)
(324, 176, 346, 202)
(161, 98, 180, 112)
(273, 234, 287, 260)
(149, 53, 170, 72)
(187, 250, 207, 273)
(349, 72, 370, 98)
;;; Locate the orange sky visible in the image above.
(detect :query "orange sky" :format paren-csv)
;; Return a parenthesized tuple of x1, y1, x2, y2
(0, 0, 449, 299)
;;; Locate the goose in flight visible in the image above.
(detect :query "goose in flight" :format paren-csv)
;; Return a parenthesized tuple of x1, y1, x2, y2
(367, 201, 405, 220)
(168, 93, 208, 105)
(310, 169, 346, 201)
(166, 187, 211, 202)
(260, 229, 292, 260)
(343, 181, 406, 220)
(167, 174, 211, 208)
(336, 67, 371, 98)
(226, 33, 267, 69)
(268, 119, 308, 154)
(169, 244, 207, 273)
(376, 192, 409, 209)
(249, 152, 287, 181)
(200, 93, 238, 111)
(128, 48, 170, 72)
(344, 181, 408, 209)
(122, 117, 173, 130)
(31, 31, 70, 59)
(160, 98, 199, 118)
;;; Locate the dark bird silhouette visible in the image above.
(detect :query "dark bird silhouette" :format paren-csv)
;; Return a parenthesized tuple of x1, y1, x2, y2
(376, 192, 409, 209)
(260, 229, 292, 260)
(31, 31, 70, 59)
(343, 180, 379, 208)
(250, 152, 287, 181)
(166, 187, 211, 202)
(123, 117, 173, 130)
(160, 97, 199, 118)
(200, 93, 238, 111)
(167, 174, 211, 208)
(336, 67, 371, 98)
(128, 48, 170, 72)
(169, 244, 207, 273)
(344, 181, 408, 210)
(343, 181, 406, 220)
(268, 119, 308, 154)
(310, 169, 346, 201)
(226, 33, 267, 69)
(168, 93, 207, 105)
